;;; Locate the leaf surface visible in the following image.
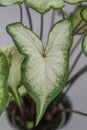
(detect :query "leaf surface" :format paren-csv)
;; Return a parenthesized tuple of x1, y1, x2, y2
(0, 45, 24, 103)
(0, 53, 9, 114)
(7, 19, 72, 125)
(25, 0, 87, 13)
(25, 0, 64, 14)
(81, 7, 87, 23)
(79, 7, 87, 58)
(0, 0, 23, 6)
(70, 6, 87, 34)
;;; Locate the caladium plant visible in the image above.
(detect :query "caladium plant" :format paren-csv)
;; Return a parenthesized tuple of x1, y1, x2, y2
(6, 19, 72, 124)
(0, 0, 87, 129)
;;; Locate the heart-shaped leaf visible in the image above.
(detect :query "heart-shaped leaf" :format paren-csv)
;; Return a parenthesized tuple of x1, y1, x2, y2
(82, 35, 87, 56)
(0, 53, 9, 114)
(0, 0, 23, 6)
(64, 0, 87, 4)
(0, 45, 24, 103)
(81, 7, 87, 23)
(25, 0, 64, 14)
(70, 6, 87, 34)
(7, 19, 72, 125)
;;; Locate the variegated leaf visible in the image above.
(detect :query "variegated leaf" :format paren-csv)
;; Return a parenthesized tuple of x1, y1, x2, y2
(7, 19, 72, 125)
(25, 0, 64, 14)
(0, 45, 24, 103)
(25, 0, 87, 14)
(0, 53, 9, 114)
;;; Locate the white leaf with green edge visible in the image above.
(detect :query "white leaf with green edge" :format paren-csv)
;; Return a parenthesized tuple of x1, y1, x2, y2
(7, 19, 72, 125)
(81, 7, 87, 23)
(64, 0, 87, 4)
(0, 0, 23, 6)
(25, 0, 64, 14)
(70, 6, 87, 34)
(82, 35, 87, 56)
(0, 45, 24, 103)
(0, 53, 9, 114)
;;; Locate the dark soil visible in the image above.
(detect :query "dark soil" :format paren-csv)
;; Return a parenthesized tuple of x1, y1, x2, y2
(6, 94, 72, 130)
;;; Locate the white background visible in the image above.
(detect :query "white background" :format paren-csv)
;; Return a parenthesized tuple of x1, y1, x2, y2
(0, 3, 87, 130)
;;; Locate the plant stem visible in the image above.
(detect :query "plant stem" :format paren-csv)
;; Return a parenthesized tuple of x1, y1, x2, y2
(70, 36, 83, 56)
(61, 9, 65, 19)
(73, 20, 83, 35)
(18, 98, 26, 120)
(58, 65, 87, 102)
(40, 14, 44, 40)
(50, 10, 55, 27)
(66, 65, 87, 94)
(19, 5, 23, 23)
(70, 50, 82, 75)
(58, 108, 87, 117)
(25, 5, 33, 30)
(68, 65, 87, 85)
(74, 24, 87, 35)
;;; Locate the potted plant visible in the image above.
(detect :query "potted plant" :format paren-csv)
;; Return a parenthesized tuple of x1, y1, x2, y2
(0, 0, 87, 130)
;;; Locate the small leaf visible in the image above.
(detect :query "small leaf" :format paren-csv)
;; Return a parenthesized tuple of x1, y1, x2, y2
(0, 45, 24, 103)
(0, 53, 9, 114)
(25, 0, 64, 14)
(0, 0, 23, 6)
(81, 7, 87, 23)
(70, 6, 87, 34)
(25, 121, 34, 129)
(7, 19, 72, 125)
(82, 35, 87, 56)
(64, 0, 87, 4)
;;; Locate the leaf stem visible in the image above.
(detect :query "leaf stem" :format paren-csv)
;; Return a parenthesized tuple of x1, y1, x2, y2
(58, 65, 87, 102)
(18, 98, 26, 120)
(61, 9, 65, 19)
(74, 23, 87, 35)
(19, 5, 23, 23)
(73, 20, 83, 35)
(58, 108, 87, 117)
(70, 50, 82, 75)
(68, 65, 87, 85)
(40, 14, 44, 40)
(50, 10, 55, 28)
(66, 65, 87, 94)
(70, 36, 83, 56)
(25, 5, 33, 31)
